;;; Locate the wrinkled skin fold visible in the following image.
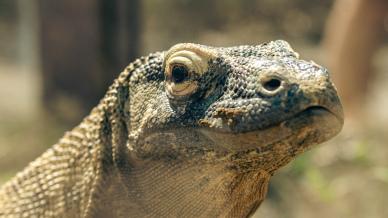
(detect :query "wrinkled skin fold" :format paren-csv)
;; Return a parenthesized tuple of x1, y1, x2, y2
(0, 41, 343, 218)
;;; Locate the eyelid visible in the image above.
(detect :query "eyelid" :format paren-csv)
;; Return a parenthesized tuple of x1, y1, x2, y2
(166, 81, 198, 97)
(165, 50, 208, 77)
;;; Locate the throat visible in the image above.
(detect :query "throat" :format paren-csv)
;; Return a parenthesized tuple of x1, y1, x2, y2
(104, 159, 271, 218)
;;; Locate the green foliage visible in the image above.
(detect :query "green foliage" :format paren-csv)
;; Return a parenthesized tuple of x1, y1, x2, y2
(373, 167, 388, 184)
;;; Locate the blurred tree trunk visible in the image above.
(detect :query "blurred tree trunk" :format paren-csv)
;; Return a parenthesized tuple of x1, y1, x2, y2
(322, 0, 388, 119)
(100, 0, 141, 76)
(39, 0, 140, 125)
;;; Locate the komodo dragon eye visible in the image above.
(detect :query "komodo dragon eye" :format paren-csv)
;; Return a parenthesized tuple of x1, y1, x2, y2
(165, 62, 197, 98)
(262, 78, 282, 91)
(164, 48, 211, 99)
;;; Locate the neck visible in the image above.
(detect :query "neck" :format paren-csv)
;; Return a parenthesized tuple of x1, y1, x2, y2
(99, 158, 270, 218)
(0, 109, 109, 217)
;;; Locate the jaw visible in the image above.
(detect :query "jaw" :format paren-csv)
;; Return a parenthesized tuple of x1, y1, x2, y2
(118, 109, 343, 218)
(132, 105, 343, 171)
(201, 106, 343, 157)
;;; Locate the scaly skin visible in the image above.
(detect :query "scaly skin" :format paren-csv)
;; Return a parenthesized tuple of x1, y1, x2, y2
(0, 41, 343, 217)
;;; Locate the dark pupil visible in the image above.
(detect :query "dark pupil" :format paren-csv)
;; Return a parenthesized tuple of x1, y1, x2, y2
(263, 78, 281, 91)
(171, 65, 188, 83)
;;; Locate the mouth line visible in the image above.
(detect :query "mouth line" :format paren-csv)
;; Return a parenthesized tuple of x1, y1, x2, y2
(136, 105, 343, 155)
(258, 104, 343, 133)
(200, 103, 343, 133)
(296, 105, 344, 124)
(197, 104, 343, 152)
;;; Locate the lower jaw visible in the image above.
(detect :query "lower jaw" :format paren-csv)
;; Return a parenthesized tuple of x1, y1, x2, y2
(200, 106, 343, 152)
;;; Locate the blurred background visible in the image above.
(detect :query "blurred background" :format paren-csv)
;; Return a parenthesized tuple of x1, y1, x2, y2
(1, 0, 388, 217)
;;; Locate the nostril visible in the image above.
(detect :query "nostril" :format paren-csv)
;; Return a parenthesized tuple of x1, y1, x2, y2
(262, 78, 282, 91)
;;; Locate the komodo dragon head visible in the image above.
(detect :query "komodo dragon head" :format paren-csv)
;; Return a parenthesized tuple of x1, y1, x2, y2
(103, 41, 343, 217)
(0, 41, 343, 218)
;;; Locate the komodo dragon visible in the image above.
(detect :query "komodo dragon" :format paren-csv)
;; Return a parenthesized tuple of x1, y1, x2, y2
(0, 41, 343, 217)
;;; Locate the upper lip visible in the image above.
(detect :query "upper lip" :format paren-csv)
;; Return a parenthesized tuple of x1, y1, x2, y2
(307, 92, 344, 123)
(302, 104, 343, 123)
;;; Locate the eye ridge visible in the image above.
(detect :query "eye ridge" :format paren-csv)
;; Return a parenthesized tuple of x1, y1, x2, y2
(171, 65, 189, 83)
